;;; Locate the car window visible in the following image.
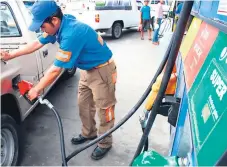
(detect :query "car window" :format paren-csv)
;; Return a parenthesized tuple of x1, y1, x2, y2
(0, 3, 21, 37)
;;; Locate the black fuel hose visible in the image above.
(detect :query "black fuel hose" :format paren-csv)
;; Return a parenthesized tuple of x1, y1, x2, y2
(65, 36, 174, 163)
(51, 107, 67, 166)
(142, 128, 148, 152)
(129, 1, 194, 165)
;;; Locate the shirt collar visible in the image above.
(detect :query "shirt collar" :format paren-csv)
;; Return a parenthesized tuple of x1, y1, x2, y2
(56, 15, 66, 38)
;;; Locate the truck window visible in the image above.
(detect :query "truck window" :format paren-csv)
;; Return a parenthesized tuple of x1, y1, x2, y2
(112, 0, 119, 6)
(123, 0, 132, 10)
(119, 0, 123, 5)
(96, 0, 132, 10)
(150, 0, 166, 5)
(123, 0, 130, 6)
(0, 2, 21, 37)
(106, 0, 113, 6)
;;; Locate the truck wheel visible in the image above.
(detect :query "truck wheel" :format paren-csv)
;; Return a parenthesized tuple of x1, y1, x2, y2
(112, 22, 122, 39)
(62, 67, 77, 80)
(1, 114, 20, 166)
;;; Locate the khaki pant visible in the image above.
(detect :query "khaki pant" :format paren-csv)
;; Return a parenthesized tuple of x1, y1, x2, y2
(78, 61, 117, 148)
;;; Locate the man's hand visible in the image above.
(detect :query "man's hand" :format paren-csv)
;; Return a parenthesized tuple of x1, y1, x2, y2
(0, 50, 12, 61)
(28, 87, 40, 101)
(1, 40, 44, 61)
(29, 65, 62, 101)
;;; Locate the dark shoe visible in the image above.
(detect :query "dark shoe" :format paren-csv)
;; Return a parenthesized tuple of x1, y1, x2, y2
(71, 134, 97, 145)
(91, 146, 112, 160)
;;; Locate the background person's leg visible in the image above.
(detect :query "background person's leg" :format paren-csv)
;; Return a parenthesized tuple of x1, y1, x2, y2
(148, 29, 152, 40)
(152, 18, 162, 44)
(141, 20, 145, 40)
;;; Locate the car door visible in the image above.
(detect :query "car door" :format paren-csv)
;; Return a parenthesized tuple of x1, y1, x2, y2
(128, 0, 140, 27)
(36, 31, 59, 74)
(0, 1, 42, 116)
(124, 0, 134, 27)
(22, 2, 59, 75)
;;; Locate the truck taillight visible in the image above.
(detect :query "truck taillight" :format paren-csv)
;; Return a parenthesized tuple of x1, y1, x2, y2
(95, 14, 99, 23)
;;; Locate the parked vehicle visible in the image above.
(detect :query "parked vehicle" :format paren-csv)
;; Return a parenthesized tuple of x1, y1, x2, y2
(64, 0, 141, 39)
(0, 0, 76, 166)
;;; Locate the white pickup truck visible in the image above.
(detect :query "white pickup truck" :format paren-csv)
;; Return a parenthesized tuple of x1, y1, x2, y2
(65, 0, 141, 39)
(0, 0, 76, 166)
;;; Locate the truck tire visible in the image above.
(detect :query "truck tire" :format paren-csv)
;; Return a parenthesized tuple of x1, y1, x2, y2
(1, 114, 20, 166)
(112, 22, 122, 39)
(62, 67, 77, 80)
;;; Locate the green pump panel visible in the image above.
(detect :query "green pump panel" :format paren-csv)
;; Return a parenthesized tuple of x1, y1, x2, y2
(170, 0, 227, 166)
(187, 31, 227, 166)
(133, 150, 179, 166)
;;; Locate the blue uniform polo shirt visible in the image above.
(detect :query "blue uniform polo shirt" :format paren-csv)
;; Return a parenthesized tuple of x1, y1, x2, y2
(175, 3, 183, 15)
(38, 14, 112, 70)
(140, 5, 151, 20)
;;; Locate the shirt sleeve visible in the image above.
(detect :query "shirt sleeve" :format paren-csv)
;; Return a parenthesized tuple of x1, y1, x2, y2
(54, 36, 86, 69)
(155, 3, 162, 18)
(38, 32, 56, 45)
(140, 6, 143, 12)
(176, 3, 182, 14)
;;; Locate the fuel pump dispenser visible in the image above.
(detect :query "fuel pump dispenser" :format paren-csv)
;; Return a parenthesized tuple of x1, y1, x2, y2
(132, 0, 227, 166)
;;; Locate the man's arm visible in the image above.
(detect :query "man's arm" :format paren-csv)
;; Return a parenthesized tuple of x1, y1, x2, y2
(10, 40, 44, 59)
(0, 40, 44, 61)
(28, 65, 63, 100)
(140, 7, 143, 24)
(28, 35, 85, 100)
(36, 65, 62, 92)
(140, 12, 143, 24)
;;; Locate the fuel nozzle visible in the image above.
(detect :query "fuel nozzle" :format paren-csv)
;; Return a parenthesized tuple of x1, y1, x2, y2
(18, 80, 37, 105)
(139, 109, 150, 129)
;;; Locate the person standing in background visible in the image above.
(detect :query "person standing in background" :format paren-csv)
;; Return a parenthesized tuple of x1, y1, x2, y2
(140, 0, 152, 40)
(175, 1, 183, 17)
(152, 0, 163, 45)
(173, 1, 183, 31)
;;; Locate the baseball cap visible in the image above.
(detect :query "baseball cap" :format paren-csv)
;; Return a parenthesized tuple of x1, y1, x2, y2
(29, 0, 59, 31)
